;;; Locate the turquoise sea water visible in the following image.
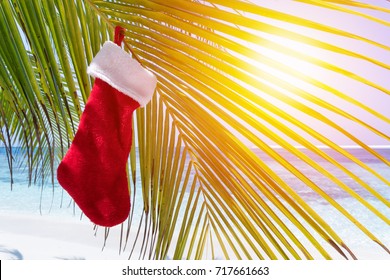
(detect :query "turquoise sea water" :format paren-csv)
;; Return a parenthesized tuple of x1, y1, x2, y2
(0, 147, 389, 256)
(252, 148, 390, 254)
(0, 149, 77, 217)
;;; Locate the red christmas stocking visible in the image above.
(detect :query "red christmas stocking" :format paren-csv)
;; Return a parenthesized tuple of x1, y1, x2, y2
(57, 27, 157, 227)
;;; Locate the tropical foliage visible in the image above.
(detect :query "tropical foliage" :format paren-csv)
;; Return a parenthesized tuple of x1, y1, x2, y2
(0, 0, 389, 259)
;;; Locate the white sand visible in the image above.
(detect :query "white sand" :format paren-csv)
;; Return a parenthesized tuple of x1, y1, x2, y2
(0, 212, 128, 260)
(1, 212, 389, 260)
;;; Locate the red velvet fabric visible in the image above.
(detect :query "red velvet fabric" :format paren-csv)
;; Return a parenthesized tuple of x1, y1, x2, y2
(57, 78, 139, 227)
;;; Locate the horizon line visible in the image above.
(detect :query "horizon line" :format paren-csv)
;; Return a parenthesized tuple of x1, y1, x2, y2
(264, 145, 390, 149)
(1, 145, 390, 149)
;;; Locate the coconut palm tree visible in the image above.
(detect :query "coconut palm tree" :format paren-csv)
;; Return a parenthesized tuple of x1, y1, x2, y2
(0, 0, 389, 259)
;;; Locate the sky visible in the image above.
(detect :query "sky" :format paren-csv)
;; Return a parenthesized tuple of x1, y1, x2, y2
(234, 0, 390, 148)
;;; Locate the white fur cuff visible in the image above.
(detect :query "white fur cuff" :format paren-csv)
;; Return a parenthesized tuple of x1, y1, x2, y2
(87, 41, 157, 107)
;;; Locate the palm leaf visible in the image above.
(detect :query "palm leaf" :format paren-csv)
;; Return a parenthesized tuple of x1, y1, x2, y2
(0, 0, 389, 259)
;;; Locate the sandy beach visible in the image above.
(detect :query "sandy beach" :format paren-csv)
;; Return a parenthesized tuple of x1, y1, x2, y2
(0, 212, 127, 260)
(1, 211, 389, 260)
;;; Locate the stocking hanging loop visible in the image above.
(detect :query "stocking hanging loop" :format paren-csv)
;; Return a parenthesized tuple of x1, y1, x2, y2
(114, 26, 125, 46)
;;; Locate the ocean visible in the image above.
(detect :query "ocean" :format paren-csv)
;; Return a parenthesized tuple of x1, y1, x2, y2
(0, 147, 389, 258)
